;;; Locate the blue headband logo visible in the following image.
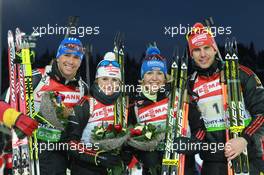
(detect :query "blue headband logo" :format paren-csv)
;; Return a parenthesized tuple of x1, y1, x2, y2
(56, 38, 84, 60)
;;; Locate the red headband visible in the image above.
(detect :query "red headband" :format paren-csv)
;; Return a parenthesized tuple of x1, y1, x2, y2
(187, 23, 216, 55)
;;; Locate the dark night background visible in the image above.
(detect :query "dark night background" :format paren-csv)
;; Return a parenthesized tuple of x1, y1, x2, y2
(1, 0, 264, 93)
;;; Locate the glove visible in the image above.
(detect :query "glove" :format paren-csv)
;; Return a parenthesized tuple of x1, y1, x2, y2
(120, 146, 134, 165)
(14, 114, 38, 139)
(95, 151, 122, 168)
(173, 137, 202, 155)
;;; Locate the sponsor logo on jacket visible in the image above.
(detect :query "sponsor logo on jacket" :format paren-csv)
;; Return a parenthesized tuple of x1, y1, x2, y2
(137, 98, 169, 123)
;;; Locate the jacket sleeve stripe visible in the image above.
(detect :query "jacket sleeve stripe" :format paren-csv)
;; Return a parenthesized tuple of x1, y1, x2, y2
(244, 116, 262, 134)
(196, 129, 206, 140)
(245, 116, 264, 136)
(247, 117, 264, 136)
(239, 65, 254, 76)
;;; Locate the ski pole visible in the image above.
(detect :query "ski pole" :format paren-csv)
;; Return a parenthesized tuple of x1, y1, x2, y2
(64, 16, 79, 38)
(220, 70, 234, 175)
(85, 44, 93, 88)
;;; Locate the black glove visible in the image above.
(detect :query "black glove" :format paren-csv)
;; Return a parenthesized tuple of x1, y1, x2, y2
(120, 146, 134, 165)
(96, 152, 122, 168)
(0, 133, 4, 154)
(173, 137, 202, 155)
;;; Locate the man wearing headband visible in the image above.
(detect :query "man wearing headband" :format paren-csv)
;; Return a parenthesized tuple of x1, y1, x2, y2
(185, 22, 264, 175)
(27, 37, 88, 175)
(55, 37, 85, 80)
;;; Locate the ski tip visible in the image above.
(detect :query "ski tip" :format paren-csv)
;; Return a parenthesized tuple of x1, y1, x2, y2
(232, 37, 238, 54)
(183, 47, 189, 59)
(114, 32, 124, 47)
(203, 16, 214, 28)
(172, 46, 179, 63)
(31, 32, 40, 37)
(225, 37, 232, 54)
(8, 30, 14, 42)
(181, 62, 187, 70)
(68, 16, 79, 26)
(171, 61, 177, 68)
(85, 44, 93, 53)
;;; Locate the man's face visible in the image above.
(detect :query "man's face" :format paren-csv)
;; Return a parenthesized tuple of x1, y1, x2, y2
(192, 45, 217, 69)
(57, 54, 81, 80)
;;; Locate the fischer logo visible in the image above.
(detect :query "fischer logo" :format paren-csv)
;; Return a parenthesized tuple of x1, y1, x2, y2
(19, 68, 25, 101)
(10, 72, 16, 103)
(9, 45, 16, 103)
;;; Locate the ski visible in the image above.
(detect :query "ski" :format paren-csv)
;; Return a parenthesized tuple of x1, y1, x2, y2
(203, 17, 223, 61)
(85, 44, 92, 88)
(161, 49, 179, 175)
(175, 48, 189, 175)
(64, 16, 79, 39)
(15, 28, 31, 175)
(8, 29, 25, 175)
(161, 48, 189, 175)
(220, 54, 234, 175)
(13, 28, 40, 175)
(224, 38, 249, 175)
(113, 32, 128, 127)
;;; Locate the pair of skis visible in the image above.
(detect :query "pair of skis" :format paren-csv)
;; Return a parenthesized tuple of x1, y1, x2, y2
(113, 32, 128, 128)
(8, 28, 39, 175)
(222, 38, 249, 175)
(161, 48, 189, 175)
(203, 17, 249, 174)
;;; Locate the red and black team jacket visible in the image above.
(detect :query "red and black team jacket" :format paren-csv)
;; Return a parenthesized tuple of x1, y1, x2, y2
(66, 83, 122, 173)
(2, 60, 88, 143)
(129, 86, 205, 140)
(188, 59, 264, 164)
(128, 85, 206, 173)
